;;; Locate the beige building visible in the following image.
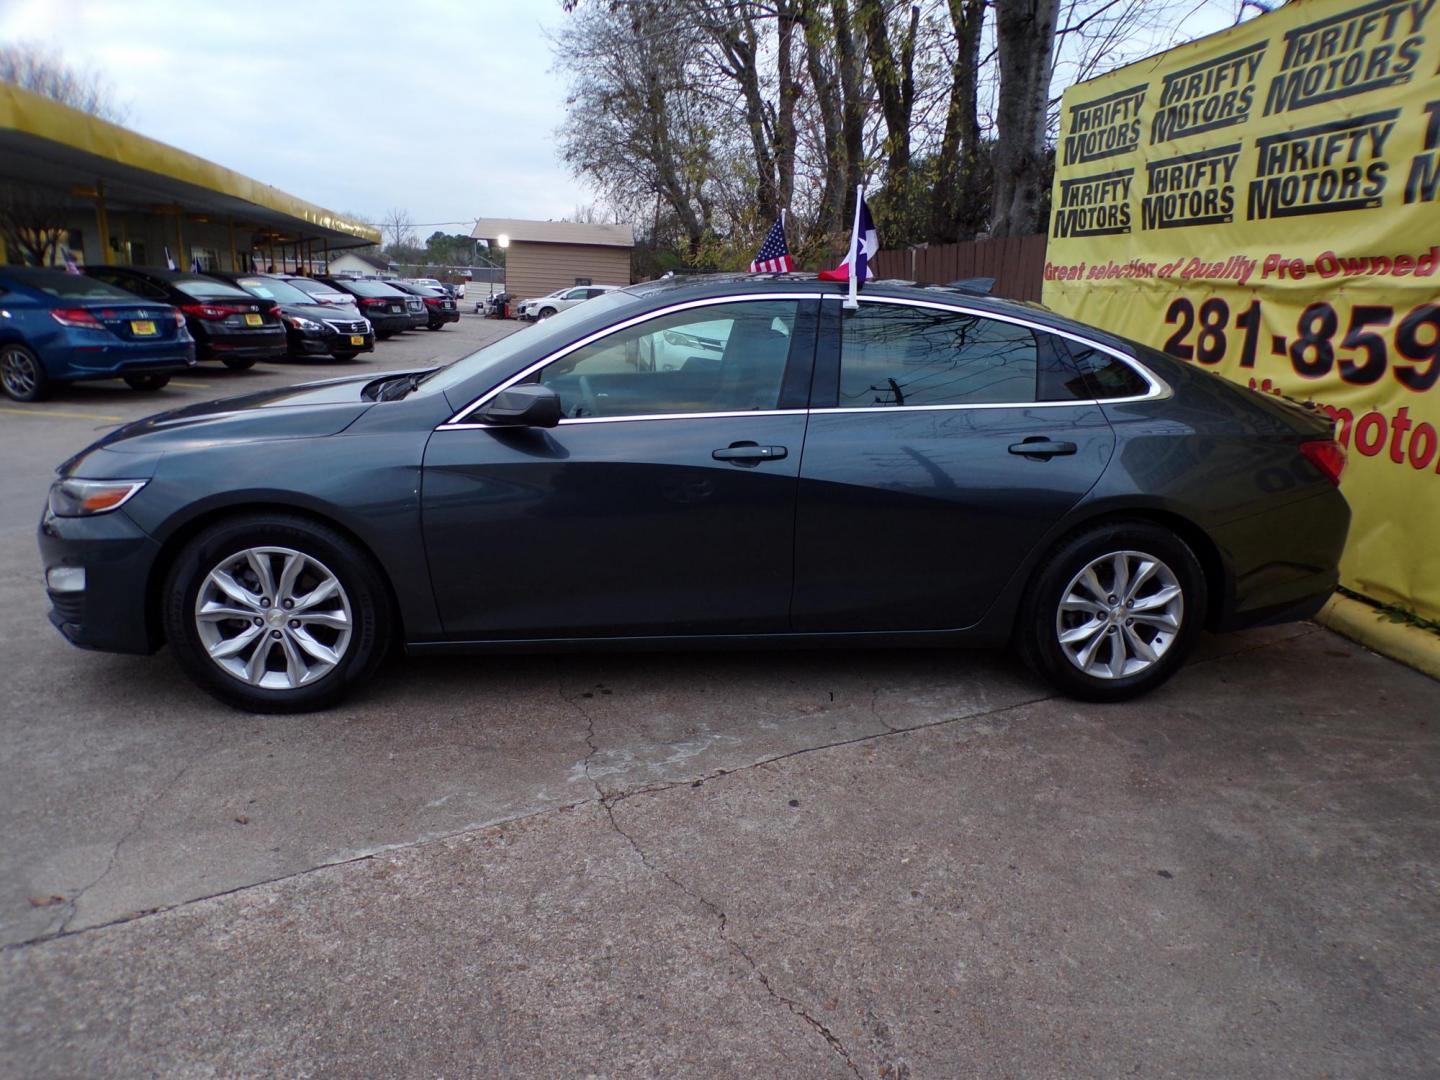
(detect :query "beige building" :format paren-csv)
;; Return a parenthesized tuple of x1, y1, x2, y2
(470, 218, 633, 302)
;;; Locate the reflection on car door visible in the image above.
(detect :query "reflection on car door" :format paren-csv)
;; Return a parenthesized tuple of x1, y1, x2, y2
(421, 298, 819, 640)
(792, 298, 1117, 632)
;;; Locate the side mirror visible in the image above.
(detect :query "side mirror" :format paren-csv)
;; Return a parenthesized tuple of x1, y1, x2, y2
(479, 383, 563, 428)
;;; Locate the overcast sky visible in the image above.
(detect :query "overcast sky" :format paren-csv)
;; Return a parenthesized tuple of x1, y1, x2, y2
(0, 0, 585, 234)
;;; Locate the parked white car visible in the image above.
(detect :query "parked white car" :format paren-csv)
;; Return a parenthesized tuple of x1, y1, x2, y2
(517, 284, 621, 320)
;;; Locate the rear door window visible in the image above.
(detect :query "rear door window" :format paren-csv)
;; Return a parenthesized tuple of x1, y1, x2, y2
(839, 303, 1037, 407)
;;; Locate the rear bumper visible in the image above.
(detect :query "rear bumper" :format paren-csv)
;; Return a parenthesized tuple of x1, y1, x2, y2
(37, 507, 162, 655)
(43, 342, 197, 381)
(366, 313, 410, 334)
(1209, 488, 1351, 632)
(199, 329, 286, 361)
(427, 308, 460, 326)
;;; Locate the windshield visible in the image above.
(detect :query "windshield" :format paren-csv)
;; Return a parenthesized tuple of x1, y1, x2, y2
(422, 288, 635, 398)
(289, 279, 343, 298)
(234, 277, 315, 305)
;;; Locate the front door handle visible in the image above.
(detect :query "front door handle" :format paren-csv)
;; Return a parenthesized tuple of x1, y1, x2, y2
(712, 442, 788, 463)
(1008, 438, 1077, 459)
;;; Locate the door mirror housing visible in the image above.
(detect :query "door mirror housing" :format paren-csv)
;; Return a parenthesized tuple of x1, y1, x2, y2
(478, 383, 563, 427)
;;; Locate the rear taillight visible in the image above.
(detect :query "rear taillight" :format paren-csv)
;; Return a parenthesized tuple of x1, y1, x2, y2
(423, 297, 442, 306)
(1300, 439, 1347, 486)
(172, 311, 186, 328)
(181, 303, 233, 320)
(50, 307, 103, 328)
(359, 297, 387, 307)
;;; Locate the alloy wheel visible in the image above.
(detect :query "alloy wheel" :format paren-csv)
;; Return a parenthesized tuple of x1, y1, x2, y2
(194, 546, 353, 690)
(1055, 550, 1184, 680)
(1, 347, 38, 399)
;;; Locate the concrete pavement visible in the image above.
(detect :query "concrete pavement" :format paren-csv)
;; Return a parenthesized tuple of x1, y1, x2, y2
(2, 310, 1438, 1077)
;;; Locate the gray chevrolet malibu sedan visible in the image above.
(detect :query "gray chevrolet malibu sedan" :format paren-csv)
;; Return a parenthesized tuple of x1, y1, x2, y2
(39, 274, 1350, 712)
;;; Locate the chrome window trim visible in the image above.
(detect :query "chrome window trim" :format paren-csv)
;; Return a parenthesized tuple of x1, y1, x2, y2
(440, 292, 826, 427)
(831, 293, 1169, 407)
(435, 408, 805, 432)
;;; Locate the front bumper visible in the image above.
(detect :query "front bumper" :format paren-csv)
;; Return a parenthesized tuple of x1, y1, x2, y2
(38, 507, 163, 654)
(287, 326, 376, 356)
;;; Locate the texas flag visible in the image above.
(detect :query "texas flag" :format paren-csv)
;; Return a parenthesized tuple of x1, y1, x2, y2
(61, 246, 82, 274)
(818, 187, 878, 306)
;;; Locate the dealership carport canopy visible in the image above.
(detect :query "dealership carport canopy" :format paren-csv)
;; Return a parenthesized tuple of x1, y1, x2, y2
(0, 82, 379, 266)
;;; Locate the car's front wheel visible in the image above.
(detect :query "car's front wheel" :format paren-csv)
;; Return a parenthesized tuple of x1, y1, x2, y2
(124, 373, 171, 391)
(1, 343, 50, 402)
(162, 514, 392, 713)
(537, 306, 556, 320)
(1016, 522, 1205, 702)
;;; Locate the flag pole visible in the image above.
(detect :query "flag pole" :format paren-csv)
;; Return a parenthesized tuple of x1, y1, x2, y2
(843, 184, 862, 310)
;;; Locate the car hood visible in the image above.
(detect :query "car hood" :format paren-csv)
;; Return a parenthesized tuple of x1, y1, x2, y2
(279, 302, 344, 320)
(85, 373, 386, 456)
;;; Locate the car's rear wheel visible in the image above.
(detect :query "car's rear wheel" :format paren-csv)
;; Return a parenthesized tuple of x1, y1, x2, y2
(162, 514, 392, 713)
(377, 330, 393, 340)
(124, 373, 171, 391)
(221, 356, 258, 371)
(1, 344, 50, 402)
(1016, 522, 1205, 702)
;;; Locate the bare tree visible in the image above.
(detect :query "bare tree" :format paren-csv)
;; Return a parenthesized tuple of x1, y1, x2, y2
(0, 184, 74, 266)
(0, 42, 129, 123)
(381, 208, 415, 251)
(931, 0, 986, 240)
(989, 0, 1060, 236)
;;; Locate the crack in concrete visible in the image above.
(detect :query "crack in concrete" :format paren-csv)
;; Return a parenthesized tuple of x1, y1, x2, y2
(9, 625, 1334, 952)
(55, 756, 198, 936)
(600, 799, 864, 1079)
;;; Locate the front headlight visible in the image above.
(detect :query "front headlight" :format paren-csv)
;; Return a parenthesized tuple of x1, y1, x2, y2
(47, 478, 148, 517)
(284, 316, 325, 332)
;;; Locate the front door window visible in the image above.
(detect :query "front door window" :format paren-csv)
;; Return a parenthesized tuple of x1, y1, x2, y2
(536, 300, 799, 418)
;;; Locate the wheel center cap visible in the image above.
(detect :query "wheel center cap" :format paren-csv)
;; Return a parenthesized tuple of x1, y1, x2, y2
(267, 609, 286, 626)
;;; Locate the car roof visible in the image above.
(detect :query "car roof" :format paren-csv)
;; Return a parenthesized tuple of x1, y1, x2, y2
(617, 273, 1134, 353)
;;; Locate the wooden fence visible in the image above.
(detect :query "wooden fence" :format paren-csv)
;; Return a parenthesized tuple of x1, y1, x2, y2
(869, 234, 1048, 301)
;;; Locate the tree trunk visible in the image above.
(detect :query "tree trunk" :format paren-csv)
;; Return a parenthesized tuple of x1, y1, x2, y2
(775, 2, 800, 216)
(830, 0, 866, 228)
(990, 0, 1060, 237)
(932, 0, 984, 240)
(801, 2, 847, 236)
(858, 0, 919, 184)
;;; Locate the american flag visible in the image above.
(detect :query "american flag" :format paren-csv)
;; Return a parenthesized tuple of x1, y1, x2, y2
(61, 246, 82, 274)
(748, 213, 793, 274)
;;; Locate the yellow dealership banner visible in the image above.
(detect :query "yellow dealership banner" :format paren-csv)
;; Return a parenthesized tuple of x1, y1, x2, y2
(1043, 0, 1440, 620)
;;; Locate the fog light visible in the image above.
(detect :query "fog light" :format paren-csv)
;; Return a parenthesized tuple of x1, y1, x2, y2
(46, 566, 86, 593)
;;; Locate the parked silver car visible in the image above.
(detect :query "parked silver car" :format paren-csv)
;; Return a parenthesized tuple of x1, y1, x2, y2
(517, 284, 620, 321)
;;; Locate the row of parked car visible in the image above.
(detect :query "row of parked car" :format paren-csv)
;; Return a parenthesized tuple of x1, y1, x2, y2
(0, 265, 462, 402)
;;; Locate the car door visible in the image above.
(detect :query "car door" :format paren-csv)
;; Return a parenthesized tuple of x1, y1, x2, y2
(422, 296, 820, 640)
(791, 297, 1122, 632)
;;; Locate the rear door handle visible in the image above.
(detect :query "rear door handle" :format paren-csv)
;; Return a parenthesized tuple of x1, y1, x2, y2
(1008, 438, 1077, 458)
(712, 443, 788, 463)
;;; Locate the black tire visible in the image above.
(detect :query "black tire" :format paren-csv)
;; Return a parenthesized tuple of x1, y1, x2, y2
(221, 356, 258, 371)
(1, 343, 50, 402)
(538, 307, 557, 320)
(161, 514, 393, 713)
(426, 321, 443, 331)
(1015, 521, 1206, 702)
(377, 331, 394, 340)
(124, 373, 171, 391)
(332, 350, 361, 361)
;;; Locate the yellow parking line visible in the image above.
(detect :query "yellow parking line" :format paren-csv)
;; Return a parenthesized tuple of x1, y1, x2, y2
(0, 406, 124, 422)
(169, 381, 210, 388)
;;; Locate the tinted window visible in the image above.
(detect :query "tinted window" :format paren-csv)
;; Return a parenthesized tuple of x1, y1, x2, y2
(90, 271, 168, 300)
(172, 276, 250, 300)
(337, 279, 405, 298)
(14, 274, 137, 301)
(1037, 336, 1150, 401)
(839, 304, 1036, 407)
(537, 300, 798, 419)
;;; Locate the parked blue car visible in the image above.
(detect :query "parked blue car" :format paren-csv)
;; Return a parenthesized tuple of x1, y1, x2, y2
(0, 267, 196, 401)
